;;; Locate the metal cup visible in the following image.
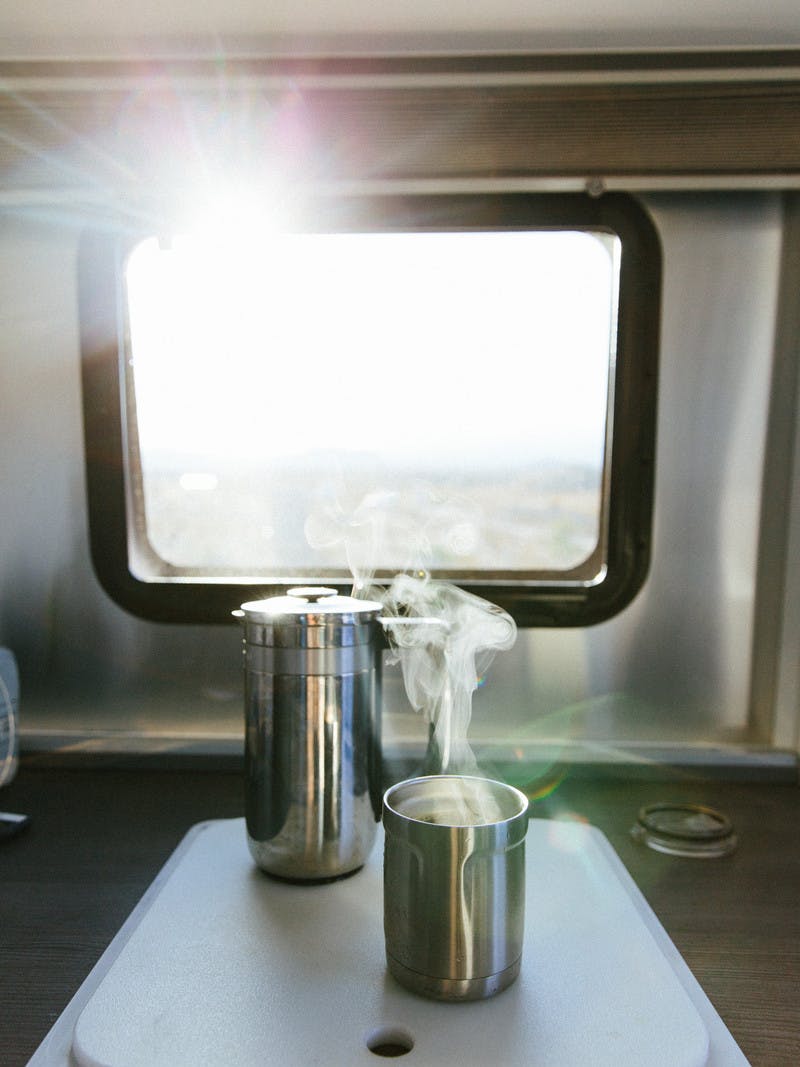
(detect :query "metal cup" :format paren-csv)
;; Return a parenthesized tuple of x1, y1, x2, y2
(382, 774, 529, 1001)
(238, 588, 384, 881)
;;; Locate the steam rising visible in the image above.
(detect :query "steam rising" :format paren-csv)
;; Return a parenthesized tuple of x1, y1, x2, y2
(382, 573, 516, 773)
(304, 482, 480, 600)
(305, 482, 516, 774)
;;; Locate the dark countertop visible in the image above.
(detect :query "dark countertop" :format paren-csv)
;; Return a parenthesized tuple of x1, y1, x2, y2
(1, 760, 798, 1066)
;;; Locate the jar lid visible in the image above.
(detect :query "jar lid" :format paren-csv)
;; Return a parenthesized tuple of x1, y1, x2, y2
(631, 802, 737, 858)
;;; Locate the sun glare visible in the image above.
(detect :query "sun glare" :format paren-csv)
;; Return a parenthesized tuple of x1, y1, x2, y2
(126, 227, 614, 461)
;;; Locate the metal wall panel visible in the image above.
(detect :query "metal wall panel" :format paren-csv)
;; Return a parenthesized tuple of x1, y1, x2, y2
(0, 192, 789, 758)
(5, 60, 800, 192)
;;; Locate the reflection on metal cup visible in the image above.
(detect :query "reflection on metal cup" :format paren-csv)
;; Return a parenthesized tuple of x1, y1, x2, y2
(382, 775, 529, 1001)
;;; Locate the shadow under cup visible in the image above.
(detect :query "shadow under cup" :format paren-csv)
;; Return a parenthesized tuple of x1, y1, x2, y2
(382, 775, 530, 1002)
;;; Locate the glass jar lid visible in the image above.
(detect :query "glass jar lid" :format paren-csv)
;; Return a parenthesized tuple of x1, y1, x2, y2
(631, 802, 737, 858)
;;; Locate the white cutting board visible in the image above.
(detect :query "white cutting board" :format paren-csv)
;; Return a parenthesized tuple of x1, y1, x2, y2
(35, 817, 749, 1067)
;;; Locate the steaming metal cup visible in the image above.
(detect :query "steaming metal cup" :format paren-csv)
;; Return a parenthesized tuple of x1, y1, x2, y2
(382, 775, 529, 1001)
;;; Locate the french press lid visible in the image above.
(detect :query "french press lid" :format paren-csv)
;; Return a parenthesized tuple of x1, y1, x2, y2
(235, 587, 385, 652)
(238, 586, 383, 621)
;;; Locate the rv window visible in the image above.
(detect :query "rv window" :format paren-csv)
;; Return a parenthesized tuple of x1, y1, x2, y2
(79, 193, 660, 624)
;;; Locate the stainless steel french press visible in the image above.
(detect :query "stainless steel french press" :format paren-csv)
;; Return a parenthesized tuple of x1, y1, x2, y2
(236, 587, 384, 881)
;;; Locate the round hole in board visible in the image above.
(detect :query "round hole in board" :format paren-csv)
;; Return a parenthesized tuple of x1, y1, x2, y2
(366, 1025, 415, 1057)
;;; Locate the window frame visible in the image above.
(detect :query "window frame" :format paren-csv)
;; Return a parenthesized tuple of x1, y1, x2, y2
(79, 191, 661, 626)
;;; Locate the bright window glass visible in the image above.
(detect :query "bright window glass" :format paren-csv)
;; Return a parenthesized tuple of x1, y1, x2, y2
(124, 228, 618, 580)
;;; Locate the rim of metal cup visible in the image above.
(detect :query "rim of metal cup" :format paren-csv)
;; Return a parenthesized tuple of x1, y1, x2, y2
(383, 774, 529, 829)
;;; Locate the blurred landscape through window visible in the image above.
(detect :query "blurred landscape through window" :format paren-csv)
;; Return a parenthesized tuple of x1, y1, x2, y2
(124, 227, 618, 581)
